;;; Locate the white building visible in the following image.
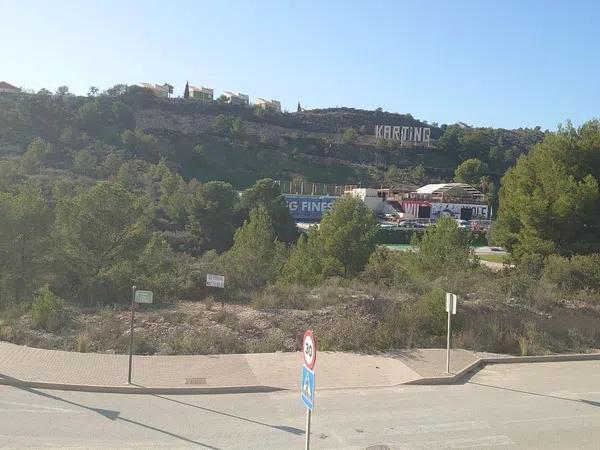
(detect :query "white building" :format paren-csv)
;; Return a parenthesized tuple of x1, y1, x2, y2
(347, 188, 404, 218)
(189, 85, 213, 102)
(0, 81, 20, 94)
(138, 82, 170, 98)
(255, 98, 281, 112)
(222, 91, 249, 106)
(405, 183, 488, 220)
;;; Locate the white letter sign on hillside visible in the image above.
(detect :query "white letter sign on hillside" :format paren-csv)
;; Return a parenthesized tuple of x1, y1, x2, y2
(375, 124, 431, 147)
(206, 274, 225, 288)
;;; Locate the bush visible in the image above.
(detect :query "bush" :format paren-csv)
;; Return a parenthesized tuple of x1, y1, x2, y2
(415, 289, 447, 337)
(341, 127, 358, 144)
(542, 254, 600, 292)
(374, 301, 417, 349)
(31, 286, 68, 332)
(164, 328, 245, 354)
(251, 283, 309, 309)
(316, 312, 375, 351)
(213, 310, 238, 327)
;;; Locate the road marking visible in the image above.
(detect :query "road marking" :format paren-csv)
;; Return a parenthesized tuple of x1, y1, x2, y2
(0, 408, 83, 413)
(394, 435, 514, 449)
(499, 413, 600, 425)
(0, 400, 79, 413)
(382, 420, 490, 436)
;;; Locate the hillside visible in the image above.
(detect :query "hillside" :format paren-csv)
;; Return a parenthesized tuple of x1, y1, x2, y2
(2, 86, 600, 360)
(0, 86, 544, 190)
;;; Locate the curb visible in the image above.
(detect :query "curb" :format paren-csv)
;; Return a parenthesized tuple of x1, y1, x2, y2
(403, 352, 600, 385)
(2, 352, 600, 394)
(0, 378, 285, 395)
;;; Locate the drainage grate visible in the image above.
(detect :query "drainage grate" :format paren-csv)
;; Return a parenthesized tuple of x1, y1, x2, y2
(185, 377, 207, 385)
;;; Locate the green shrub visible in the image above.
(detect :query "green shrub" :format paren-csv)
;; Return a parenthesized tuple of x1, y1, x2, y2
(213, 310, 238, 327)
(247, 329, 292, 353)
(164, 328, 245, 354)
(31, 286, 68, 332)
(205, 296, 215, 311)
(415, 289, 447, 337)
(316, 312, 375, 351)
(374, 301, 417, 349)
(542, 254, 600, 292)
(251, 283, 309, 309)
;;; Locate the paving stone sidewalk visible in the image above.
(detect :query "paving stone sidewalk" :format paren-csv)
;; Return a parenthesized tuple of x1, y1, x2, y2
(0, 342, 501, 391)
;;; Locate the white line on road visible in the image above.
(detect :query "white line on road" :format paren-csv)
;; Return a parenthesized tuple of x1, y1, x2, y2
(499, 413, 600, 425)
(383, 420, 490, 436)
(394, 434, 514, 449)
(0, 400, 79, 412)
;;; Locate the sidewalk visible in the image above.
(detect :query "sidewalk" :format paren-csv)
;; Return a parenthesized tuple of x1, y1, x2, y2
(0, 342, 496, 393)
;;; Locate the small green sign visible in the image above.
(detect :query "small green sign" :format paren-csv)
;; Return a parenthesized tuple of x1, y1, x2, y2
(135, 290, 153, 304)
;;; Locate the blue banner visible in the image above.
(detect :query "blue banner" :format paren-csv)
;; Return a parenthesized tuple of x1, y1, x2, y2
(284, 195, 339, 220)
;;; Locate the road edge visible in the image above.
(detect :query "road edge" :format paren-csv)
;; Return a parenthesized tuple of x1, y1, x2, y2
(403, 352, 600, 385)
(2, 352, 600, 393)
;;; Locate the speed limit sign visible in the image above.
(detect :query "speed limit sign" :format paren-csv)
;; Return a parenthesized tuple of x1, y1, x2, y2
(302, 330, 317, 369)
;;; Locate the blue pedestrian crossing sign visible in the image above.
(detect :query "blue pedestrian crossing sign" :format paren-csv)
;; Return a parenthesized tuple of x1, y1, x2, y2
(301, 364, 315, 411)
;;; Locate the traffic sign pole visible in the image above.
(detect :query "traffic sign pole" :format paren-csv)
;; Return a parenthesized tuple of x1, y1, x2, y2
(301, 330, 317, 450)
(446, 304, 451, 373)
(445, 293, 457, 373)
(128, 285, 136, 384)
(305, 408, 311, 450)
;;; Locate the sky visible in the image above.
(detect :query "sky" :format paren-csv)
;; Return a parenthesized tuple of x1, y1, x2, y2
(1, 0, 599, 130)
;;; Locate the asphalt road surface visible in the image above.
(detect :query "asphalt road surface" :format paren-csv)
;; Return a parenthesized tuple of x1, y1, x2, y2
(2, 361, 600, 449)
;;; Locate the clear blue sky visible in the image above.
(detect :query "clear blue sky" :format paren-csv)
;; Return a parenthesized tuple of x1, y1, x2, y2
(2, 0, 599, 130)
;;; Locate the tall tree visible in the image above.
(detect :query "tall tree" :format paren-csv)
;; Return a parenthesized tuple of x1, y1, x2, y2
(186, 180, 239, 252)
(285, 196, 378, 282)
(454, 158, 489, 186)
(492, 121, 600, 257)
(222, 206, 286, 290)
(0, 182, 53, 303)
(241, 178, 297, 243)
(55, 182, 151, 303)
(183, 81, 190, 99)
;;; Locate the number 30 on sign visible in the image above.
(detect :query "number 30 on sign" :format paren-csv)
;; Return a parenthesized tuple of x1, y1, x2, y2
(302, 330, 317, 369)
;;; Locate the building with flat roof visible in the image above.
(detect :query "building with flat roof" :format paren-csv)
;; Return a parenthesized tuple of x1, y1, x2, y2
(190, 86, 213, 102)
(222, 91, 249, 106)
(255, 98, 281, 112)
(138, 82, 170, 98)
(0, 81, 20, 94)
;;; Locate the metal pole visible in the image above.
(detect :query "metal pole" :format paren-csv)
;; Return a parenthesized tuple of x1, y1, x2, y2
(128, 285, 136, 384)
(446, 309, 451, 374)
(305, 409, 311, 450)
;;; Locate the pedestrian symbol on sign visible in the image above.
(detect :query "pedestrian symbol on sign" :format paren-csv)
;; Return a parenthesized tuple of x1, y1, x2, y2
(303, 373, 312, 400)
(301, 365, 315, 411)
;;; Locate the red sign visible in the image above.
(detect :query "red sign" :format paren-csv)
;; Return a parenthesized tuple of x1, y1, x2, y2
(302, 330, 317, 369)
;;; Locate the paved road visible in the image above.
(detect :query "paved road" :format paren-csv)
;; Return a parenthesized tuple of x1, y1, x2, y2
(2, 361, 600, 449)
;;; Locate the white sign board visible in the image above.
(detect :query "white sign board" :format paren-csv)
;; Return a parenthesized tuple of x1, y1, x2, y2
(135, 290, 153, 304)
(206, 274, 225, 289)
(445, 293, 457, 314)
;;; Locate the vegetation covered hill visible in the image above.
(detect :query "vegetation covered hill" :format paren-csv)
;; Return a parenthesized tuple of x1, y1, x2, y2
(0, 85, 544, 192)
(2, 85, 599, 358)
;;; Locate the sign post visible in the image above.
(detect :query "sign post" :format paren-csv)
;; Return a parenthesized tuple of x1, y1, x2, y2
(301, 330, 317, 450)
(206, 274, 225, 306)
(128, 285, 136, 384)
(445, 292, 458, 373)
(128, 287, 153, 384)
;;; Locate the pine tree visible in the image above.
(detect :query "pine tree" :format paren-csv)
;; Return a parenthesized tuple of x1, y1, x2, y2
(297, 102, 302, 112)
(184, 81, 190, 99)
